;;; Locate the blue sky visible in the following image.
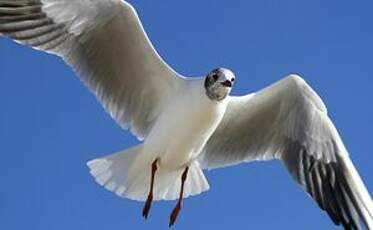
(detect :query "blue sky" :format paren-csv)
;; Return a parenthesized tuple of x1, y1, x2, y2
(0, 0, 372, 229)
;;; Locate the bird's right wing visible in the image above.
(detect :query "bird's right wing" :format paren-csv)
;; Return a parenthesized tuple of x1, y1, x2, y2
(0, 0, 186, 140)
(199, 75, 373, 229)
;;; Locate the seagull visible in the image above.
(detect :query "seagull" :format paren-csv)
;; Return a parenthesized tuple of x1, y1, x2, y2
(0, 0, 372, 229)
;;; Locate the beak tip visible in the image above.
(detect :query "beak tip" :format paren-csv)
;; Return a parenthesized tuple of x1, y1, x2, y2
(221, 80, 232, 87)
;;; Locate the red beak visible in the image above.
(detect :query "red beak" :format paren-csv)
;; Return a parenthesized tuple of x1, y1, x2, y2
(221, 80, 232, 87)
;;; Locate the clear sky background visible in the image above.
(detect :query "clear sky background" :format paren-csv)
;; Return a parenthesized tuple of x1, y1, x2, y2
(0, 0, 372, 229)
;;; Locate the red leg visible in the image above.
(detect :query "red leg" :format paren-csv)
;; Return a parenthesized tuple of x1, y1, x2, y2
(142, 159, 158, 219)
(169, 166, 189, 227)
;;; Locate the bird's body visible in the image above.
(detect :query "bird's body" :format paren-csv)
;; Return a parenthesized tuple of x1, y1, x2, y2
(144, 78, 227, 168)
(0, 0, 372, 229)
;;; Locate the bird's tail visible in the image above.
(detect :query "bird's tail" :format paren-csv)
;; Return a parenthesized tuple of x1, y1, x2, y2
(87, 144, 209, 201)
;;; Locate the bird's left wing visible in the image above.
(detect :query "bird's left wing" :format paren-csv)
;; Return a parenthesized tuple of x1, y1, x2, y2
(199, 75, 373, 229)
(0, 0, 185, 140)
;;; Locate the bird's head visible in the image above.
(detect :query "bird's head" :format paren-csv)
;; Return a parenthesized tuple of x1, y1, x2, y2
(204, 68, 235, 101)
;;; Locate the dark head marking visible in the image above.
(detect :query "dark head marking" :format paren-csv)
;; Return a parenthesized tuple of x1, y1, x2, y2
(204, 68, 235, 101)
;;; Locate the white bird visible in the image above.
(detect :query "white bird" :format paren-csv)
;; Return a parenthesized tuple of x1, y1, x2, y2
(0, 0, 372, 228)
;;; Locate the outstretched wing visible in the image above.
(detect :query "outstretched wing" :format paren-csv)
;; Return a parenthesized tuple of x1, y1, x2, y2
(199, 75, 373, 229)
(0, 0, 185, 139)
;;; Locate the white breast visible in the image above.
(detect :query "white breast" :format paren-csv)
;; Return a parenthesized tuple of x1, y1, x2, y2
(143, 79, 228, 169)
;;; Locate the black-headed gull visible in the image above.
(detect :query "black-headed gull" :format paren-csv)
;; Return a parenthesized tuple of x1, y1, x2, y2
(0, 0, 372, 228)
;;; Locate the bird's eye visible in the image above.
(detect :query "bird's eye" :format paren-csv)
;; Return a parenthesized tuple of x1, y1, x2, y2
(231, 78, 235, 82)
(212, 74, 219, 81)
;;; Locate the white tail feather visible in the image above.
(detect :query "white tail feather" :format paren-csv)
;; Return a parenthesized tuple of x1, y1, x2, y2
(87, 145, 209, 201)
